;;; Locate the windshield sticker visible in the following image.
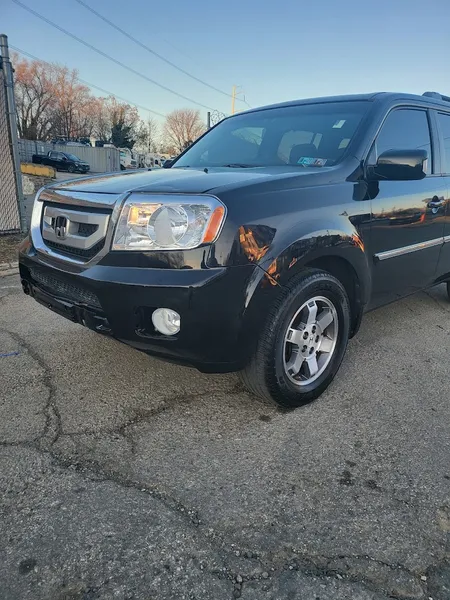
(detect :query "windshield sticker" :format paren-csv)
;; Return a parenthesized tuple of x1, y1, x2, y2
(297, 157, 327, 167)
(333, 119, 346, 128)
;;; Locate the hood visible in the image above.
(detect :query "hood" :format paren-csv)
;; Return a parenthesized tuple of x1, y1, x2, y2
(51, 166, 333, 196)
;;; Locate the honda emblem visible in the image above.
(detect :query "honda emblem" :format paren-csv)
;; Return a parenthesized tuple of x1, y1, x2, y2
(54, 216, 68, 240)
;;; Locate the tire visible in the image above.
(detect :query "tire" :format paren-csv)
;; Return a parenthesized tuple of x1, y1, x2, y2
(239, 269, 351, 408)
(68, 165, 75, 173)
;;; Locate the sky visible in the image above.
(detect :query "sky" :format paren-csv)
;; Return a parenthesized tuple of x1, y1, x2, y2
(3, 0, 450, 125)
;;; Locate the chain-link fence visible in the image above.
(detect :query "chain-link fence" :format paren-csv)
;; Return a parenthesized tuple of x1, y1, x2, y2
(0, 67, 21, 234)
(209, 110, 227, 127)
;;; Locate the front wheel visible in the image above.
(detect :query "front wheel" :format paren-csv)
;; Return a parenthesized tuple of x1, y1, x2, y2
(67, 165, 75, 173)
(239, 269, 351, 408)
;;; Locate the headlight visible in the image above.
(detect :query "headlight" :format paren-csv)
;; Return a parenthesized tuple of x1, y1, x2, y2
(112, 195, 226, 251)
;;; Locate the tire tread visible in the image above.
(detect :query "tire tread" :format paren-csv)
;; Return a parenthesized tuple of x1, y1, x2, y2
(239, 268, 350, 406)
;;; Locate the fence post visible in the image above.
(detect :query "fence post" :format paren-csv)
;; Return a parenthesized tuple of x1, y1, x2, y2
(0, 34, 27, 233)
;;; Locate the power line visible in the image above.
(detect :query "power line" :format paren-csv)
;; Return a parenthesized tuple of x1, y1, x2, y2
(10, 45, 167, 119)
(74, 0, 234, 100)
(11, 0, 218, 111)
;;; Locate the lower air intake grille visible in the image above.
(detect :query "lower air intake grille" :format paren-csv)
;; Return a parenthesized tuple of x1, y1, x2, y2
(45, 239, 105, 260)
(30, 268, 101, 308)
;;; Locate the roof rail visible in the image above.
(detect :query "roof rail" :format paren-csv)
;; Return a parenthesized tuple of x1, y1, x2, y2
(423, 91, 450, 103)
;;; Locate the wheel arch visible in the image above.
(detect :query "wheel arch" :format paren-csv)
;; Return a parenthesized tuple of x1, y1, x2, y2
(241, 227, 371, 344)
(301, 255, 364, 338)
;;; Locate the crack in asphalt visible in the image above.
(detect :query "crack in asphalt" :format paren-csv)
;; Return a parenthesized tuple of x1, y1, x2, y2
(0, 328, 62, 450)
(0, 322, 445, 600)
(221, 549, 433, 599)
(49, 449, 206, 528)
(60, 389, 237, 439)
(271, 553, 427, 599)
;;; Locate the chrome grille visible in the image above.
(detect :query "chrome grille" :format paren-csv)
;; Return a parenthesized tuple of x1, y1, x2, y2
(40, 202, 111, 262)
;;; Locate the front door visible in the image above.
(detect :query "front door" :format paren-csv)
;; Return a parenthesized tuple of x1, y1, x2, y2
(367, 107, 446, 308)
(435, 111, 450, 279)
(48, 152, 60, 169)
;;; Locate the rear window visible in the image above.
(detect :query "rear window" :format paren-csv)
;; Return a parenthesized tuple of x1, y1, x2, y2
(175, 101, 368, 169)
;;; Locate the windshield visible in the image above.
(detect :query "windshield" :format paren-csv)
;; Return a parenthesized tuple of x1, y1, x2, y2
(174, 101, 368, 169)
(64, 153, 81, 161)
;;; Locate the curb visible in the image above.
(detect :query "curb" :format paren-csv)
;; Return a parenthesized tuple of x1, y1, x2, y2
(21, 162, 56, 178)
(0, 262, 19, 277)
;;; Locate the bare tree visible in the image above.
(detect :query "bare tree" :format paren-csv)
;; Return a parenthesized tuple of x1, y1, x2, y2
(12, 55, 144, 145)
(163, 109, 205, 154)
(146, 116, 160, 152)
(48, 67, 94, 139)
(134, 117, 160, 153)
(91, 97, 111, 141)
(13, 53, 56, 140)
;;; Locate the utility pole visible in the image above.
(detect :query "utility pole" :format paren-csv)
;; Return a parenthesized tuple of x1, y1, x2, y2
(0, 33, 26, 233)
(206, 111, 211, 130)
(147, 116, 156, 153)
(231, 85, 246, 115)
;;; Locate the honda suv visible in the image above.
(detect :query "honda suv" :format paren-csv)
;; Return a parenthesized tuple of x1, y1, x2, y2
(19, 91, 450, 407)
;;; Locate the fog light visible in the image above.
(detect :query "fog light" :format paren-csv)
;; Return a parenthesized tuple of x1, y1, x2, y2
(152, 308, 180, 336)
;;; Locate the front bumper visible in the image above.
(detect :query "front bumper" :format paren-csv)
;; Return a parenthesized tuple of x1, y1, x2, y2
(19, 242, 256, 372)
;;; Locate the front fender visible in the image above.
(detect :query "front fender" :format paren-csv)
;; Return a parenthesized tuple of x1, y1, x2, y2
(236, 220, 371, 360)
(258, 217, 370, 301)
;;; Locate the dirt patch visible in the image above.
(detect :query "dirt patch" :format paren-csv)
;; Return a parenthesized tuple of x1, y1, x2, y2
(0, 234, 23, 264)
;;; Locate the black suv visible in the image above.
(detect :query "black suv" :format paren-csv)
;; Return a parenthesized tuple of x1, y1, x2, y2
(32, 151, 90, 174)
(19, 92, 450, 407)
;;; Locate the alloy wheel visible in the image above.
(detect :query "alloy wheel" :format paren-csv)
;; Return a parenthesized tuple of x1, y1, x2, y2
(283, 296, 338, 386)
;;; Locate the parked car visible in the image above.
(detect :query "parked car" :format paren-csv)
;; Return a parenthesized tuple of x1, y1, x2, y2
(32, 151, 90, 173)
(119, 149, 137, 170)
(143, 153, 165, 168)
(19, 91, 450, 407)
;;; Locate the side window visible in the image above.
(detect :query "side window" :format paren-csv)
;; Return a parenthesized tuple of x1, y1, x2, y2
(437, 112, 450, 174)
(371, 109, 432, 174)
(49, 151, 59, 159)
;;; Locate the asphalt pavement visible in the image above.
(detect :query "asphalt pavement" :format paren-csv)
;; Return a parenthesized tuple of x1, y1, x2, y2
(0, 272, 449, 600)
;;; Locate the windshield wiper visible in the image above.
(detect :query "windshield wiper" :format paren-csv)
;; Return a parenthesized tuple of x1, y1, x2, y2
(221, 163, 259, 168)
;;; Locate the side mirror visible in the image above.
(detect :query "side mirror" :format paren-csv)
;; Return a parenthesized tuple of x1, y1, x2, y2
(62, 156, 68, 161)
(163, 159, 174, 169)
(369, 149, 427, 181)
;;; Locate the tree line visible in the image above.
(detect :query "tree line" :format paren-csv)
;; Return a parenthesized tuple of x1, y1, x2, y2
(13, 54, 206, 154)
